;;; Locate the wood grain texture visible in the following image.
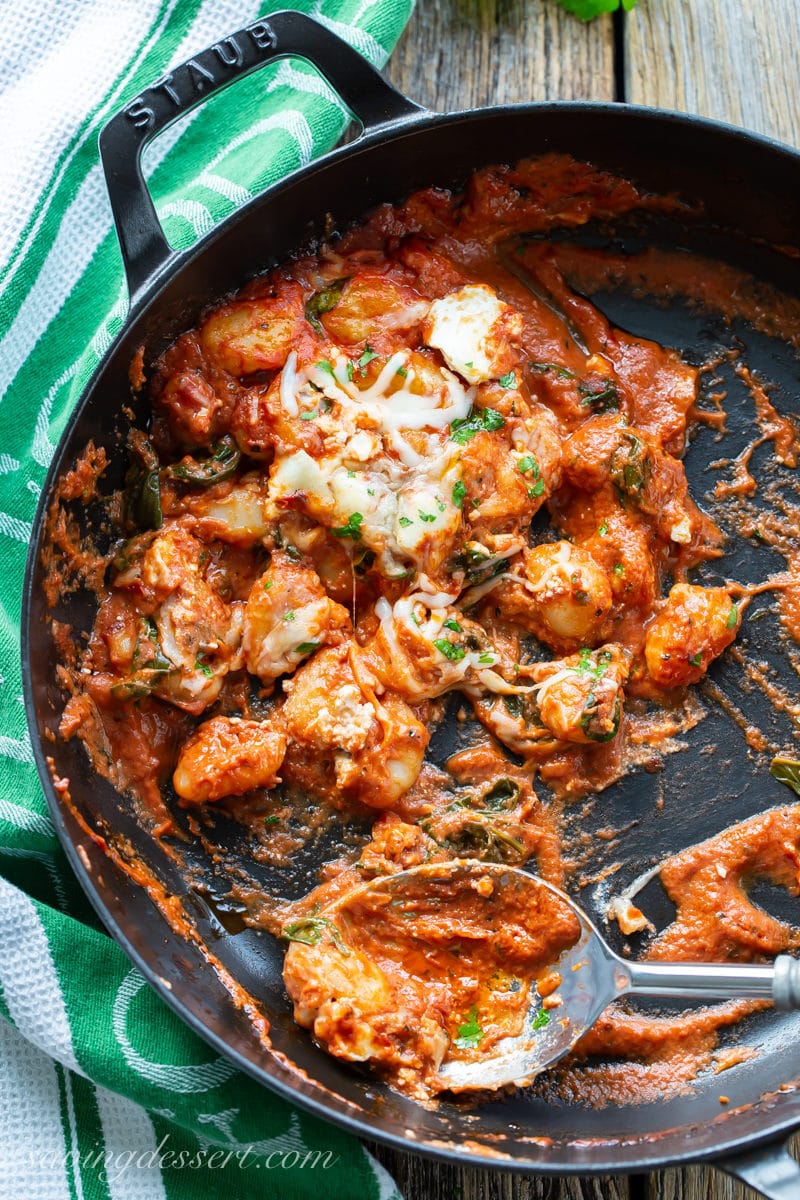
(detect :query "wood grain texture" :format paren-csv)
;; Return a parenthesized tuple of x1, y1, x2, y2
(385, 0, 616, 111)
(366, 1141, 633, 1200)
(372, 4, 800, 1199)
(624, 0, 800, 148)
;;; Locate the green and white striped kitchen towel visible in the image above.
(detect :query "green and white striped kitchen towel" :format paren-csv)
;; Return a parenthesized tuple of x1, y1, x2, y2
(0, 2, 415, 1196)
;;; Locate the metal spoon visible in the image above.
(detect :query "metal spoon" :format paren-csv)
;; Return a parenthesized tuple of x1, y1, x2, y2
(357, 859, 800, 1092)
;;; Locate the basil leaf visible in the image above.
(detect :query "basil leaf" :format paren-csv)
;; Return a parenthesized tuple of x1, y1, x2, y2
(304, 278, 349, 330)
(770, 756, 800, 796)
(169, 435, 241, 487)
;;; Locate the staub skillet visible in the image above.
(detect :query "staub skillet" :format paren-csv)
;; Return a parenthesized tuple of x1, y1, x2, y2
(21, 11, 800, 1195)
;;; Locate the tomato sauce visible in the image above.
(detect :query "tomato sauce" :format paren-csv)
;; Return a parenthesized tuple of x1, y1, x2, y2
(45, 154, 800, 1104)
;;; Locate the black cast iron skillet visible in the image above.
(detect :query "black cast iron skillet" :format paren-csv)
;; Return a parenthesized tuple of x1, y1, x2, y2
(21, 11, 800, 1196)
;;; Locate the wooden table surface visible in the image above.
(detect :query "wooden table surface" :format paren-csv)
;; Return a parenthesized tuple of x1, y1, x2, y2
(368, 2, 800, 1197)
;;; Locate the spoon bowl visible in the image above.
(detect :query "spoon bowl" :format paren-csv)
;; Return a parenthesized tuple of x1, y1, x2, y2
(346, 859, 800, 1092)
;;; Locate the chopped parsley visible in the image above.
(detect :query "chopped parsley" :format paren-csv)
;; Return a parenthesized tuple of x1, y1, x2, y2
(599, 521, 609, 536)
(396, 364, 408, 378)
(419, 511, 436, 523)
(452, 480, 467, 509)
(345, 360, 355, 382)
(527, 480, 545, 498)
(316, 359, 335, 378)
(454, 1006, 484, 1049)
(498, 371, 516, 389)
(450, 407, 505, 444)
(576, 647, 613, 679)
(331, 512, 364, 541)
(443, 617, 463, 632)
(284, 611, 296, 623)
(613, 562, 625, 576)
(195, 658, 213, 678)
(263, 579, 274, 591)
(296, 641, 320, 654)
(727, 604, 739, 629)
(688, 651, 703, 667)
(398, 516, 413, 528)
(531, 1008, 550, 1031)
(358, 344, 378, 373)
(517, 454, 540, 477)
(433, 638, 466, 662)
(478, 651, 495, 664)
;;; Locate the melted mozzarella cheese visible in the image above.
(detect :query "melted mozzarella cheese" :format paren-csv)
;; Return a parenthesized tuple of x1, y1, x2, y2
(423, 284, 523, 384)
(271, 349, 471, 577)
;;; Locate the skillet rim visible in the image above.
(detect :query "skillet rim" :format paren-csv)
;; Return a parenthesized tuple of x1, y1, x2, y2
(21, 96, 800, 1177)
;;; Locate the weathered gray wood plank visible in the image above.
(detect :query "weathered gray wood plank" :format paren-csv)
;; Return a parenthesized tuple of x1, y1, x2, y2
(367, 1141, 633, 1200)
(386, 0, 616, 113)
(625, 0, 800, 148)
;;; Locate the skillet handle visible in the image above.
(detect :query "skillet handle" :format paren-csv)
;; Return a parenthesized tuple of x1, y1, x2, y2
(98, 9, 425, 307)
(717, 1138, 800, 1199)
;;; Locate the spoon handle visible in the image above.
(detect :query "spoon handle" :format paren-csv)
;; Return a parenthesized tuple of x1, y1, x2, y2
(625, 955, 800, 1008)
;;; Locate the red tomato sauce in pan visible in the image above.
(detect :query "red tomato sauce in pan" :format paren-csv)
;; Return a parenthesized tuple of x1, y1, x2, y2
(47, 154, 800, 1104)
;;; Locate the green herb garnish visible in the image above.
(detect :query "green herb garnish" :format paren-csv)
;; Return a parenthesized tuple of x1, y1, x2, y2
(398, 516, 413, 528)
(727, 604, 739, 629)
(433, 638, 466, 662)
(452, 480, 466, 509)
(450, 407, 506, 444)
(358, 344, 378, 373)
(443, 618, 463, 632)
(332, 512, 364, 541)
(498, 371, 516, 389)
(454, 1006, 484, 1049)
(296, 641, 320, 655)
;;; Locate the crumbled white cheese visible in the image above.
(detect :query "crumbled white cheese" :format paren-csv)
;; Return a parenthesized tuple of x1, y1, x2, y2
(669, 516, 692, 545)
(313, 684, 375, 753)
(423, 284, 523, 384)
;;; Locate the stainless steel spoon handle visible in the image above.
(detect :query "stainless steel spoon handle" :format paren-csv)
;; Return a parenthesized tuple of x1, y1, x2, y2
(623, 954, 800, 1009)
